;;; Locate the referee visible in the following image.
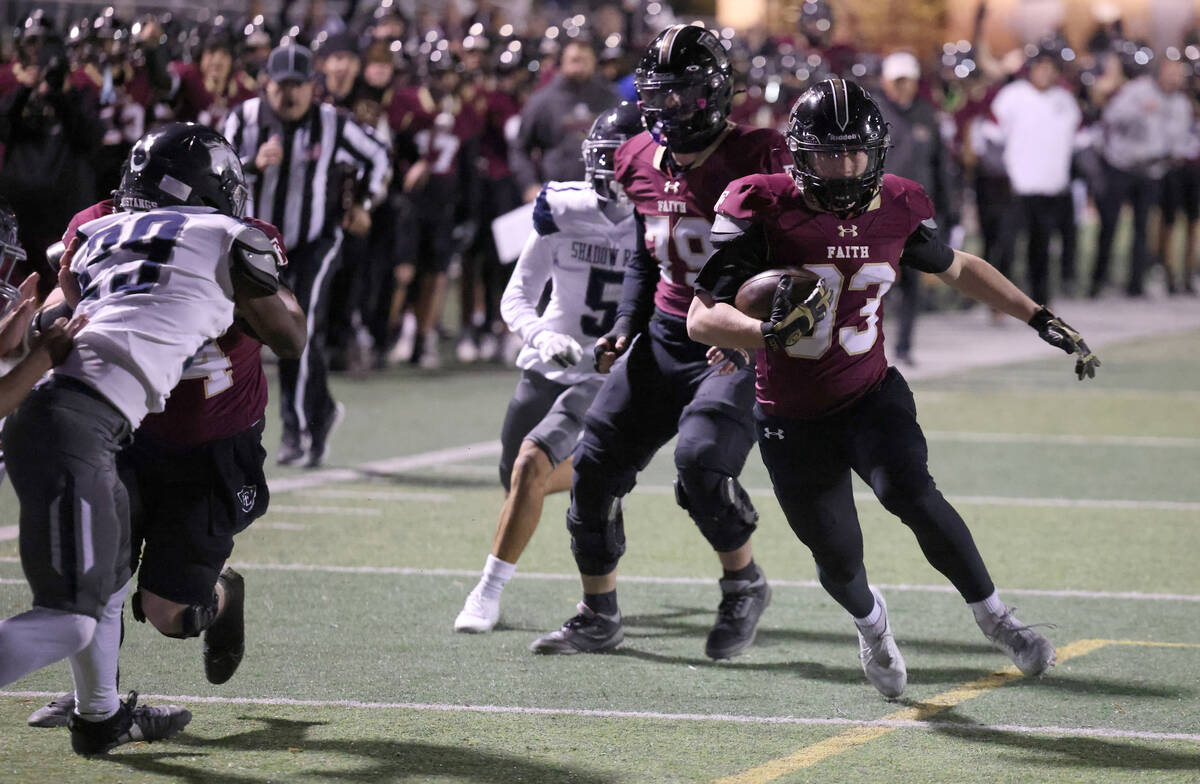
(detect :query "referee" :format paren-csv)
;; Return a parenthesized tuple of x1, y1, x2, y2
(224, 44, 390, 468)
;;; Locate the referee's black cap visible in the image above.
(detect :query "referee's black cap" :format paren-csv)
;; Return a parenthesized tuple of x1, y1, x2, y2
(267, 43, 316, 83)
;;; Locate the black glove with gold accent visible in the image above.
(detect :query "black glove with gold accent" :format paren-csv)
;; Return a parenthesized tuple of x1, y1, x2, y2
(761, 274, 831, 353)
(1029, 307, 1101, 380)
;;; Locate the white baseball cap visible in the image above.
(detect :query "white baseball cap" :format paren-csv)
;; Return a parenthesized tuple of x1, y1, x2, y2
(881, 51, 920, 81)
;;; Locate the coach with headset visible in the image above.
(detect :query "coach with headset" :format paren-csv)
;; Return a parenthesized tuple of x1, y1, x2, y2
(224, 43, 390, 468)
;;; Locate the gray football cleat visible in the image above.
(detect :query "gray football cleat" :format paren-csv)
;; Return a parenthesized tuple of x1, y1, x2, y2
(530, 602, 623, 654)
(981, 608, 1056, 676)
(27, 691, 75, 728)
(856, 589, 907, 699)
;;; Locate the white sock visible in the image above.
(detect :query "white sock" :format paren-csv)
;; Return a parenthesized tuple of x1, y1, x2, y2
(969, 591, 1008, 628)
(854, 599, 884, 630)
(0, 608, 97, 686)
(70, 581, 129, 721)
(478, 554, 516, 600)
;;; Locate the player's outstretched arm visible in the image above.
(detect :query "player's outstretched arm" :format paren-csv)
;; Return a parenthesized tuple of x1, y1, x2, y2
(0, 313, 87, 417)
(938, 249, 1100, 380)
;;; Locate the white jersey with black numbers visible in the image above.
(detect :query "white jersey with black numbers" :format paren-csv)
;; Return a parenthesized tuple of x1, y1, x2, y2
(501, 181, 636, 384)
(57, 206, 251, 428)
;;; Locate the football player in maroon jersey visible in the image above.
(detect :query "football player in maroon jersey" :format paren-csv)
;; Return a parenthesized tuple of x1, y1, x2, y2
(24, 149, 306, 731)
(689, 79, 1099, 698)
(530, 25, 789, 660)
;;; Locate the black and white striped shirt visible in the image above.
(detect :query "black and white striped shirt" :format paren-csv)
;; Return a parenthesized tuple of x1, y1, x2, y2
(223, 97, 391, 250)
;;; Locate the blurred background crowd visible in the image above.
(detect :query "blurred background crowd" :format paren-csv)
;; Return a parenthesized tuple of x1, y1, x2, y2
(2, 0, 1198, 372)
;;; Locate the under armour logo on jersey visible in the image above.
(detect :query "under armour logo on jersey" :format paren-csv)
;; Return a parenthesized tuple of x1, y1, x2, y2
(762, 427, 785, 440)
(237, 485, 257, 513)
(664, 180, 681, 193)
(837, 225, 858, 237)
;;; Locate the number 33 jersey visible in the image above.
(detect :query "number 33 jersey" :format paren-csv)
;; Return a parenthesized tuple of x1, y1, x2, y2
(59, 206, 269, 428)
(501, 182, 635, 384)
(614, 123, 788, 319)
(700, 173, 954, 419)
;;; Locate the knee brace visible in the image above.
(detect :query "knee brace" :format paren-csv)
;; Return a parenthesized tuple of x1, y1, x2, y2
(131, 589, 219, 639)
(567, 495, 625, 575)
(674, 469, 758, 552)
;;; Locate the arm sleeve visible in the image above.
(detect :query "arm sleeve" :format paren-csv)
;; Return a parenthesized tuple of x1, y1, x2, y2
(694, 215, 770, 302)
(334, 114, 392, 207)
(900, 218, 955, 273)
(615, 210, 660, 334)
(500, 231, 555, 342)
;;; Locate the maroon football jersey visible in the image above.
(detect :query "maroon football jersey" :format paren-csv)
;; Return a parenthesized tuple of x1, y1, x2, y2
(63, 201, 273, 446)
(716, 173, 937, 418)
(615, 124, 788, 318)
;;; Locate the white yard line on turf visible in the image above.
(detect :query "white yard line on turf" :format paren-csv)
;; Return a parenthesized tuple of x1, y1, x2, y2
(635, 485, 1200, 512)
(305, 489, 453, 502)
(0, 689, 1196, 742)
(3, 559, 1194, 602)
(267, 505, 381, 517)
(923, 431, 1200, 449)
(269, 440, 503, 493)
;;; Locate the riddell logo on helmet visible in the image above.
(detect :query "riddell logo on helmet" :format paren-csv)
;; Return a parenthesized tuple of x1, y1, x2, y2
(827, 133, 860, 141)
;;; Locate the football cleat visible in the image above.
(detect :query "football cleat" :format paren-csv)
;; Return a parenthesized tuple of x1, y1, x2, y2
(454, 588, 500, 633)
(856, 589, 907, 698)
(204, 567, 245, 684)
(706, 571, 771, 660)
(68, 691, 191, 755)
(276, 435, 306, 466)
(980, 608, 1056, 677)
(530, 602, 623, 655)
(305, 401, 346, 468)
(27, 691, 75, 728)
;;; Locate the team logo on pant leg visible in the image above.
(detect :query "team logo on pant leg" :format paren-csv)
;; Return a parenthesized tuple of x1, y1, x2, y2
(236, 485, 257, 513)
(762, 427, 785, 440)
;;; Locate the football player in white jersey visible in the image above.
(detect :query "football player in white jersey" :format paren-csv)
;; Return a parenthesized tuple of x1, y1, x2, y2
(0, 123, 306, 755)
(454, 103, 643, 633)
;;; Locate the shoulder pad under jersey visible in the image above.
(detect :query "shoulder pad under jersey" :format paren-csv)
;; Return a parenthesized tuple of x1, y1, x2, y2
(230, 222, 282, 297)
(533, 181, 599, 236)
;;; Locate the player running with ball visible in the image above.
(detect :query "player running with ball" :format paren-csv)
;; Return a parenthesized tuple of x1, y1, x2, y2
(688, 79, 1099, 698)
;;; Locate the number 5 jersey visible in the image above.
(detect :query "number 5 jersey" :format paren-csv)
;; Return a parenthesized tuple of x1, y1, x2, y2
(501, 182, 636, 384)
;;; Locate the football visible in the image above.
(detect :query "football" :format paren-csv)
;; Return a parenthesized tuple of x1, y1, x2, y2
(734, 267, 824, 320)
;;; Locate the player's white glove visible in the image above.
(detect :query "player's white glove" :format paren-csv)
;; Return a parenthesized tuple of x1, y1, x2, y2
(532, 331, 584, 368)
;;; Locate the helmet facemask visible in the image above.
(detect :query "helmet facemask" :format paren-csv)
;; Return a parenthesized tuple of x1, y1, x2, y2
(0, 235, 26, 318)
(582, 138, 631, 219)
(787, 136, 888, 218)
(636, 72, 727, 154)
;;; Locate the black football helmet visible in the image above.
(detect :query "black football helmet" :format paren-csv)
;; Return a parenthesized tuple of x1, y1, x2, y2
(785, 78, 889, 218)
(0, 203, 26, 316)
(117, 123, 248, 217)
(634, 24, 733, 154)
(582, 101, 643, 209)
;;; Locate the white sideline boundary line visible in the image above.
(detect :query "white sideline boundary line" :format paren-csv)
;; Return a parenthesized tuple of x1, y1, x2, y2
(1, 690, 1197, 742)
(0, 558, 1195, 602)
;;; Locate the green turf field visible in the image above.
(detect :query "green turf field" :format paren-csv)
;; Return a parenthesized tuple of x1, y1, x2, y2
(1, 330, 1198, 783)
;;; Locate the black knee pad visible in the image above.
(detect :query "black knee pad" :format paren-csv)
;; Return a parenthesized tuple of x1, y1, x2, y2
(567, 497, 626, 575)
(674, 468, 758, 552)
(133, 589, 220, 639)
